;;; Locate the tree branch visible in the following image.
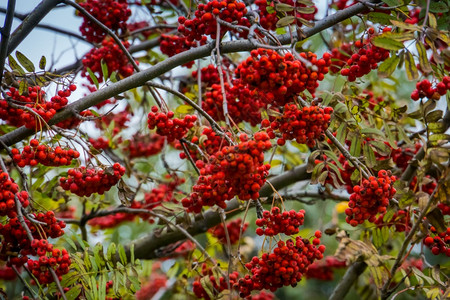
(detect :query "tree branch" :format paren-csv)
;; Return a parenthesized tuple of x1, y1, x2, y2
(0, 0, 16, 84)
(329, 261, 367, 300)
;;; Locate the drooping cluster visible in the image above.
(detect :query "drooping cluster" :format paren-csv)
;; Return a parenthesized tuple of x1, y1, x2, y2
(255, 207, 305, 236)
(423, 226, 450, 256)
(209, 218, 248, 244)
(89, 136, 110, 150)
(0, 84, 74, 130)
(82, 39, 135, 84)
(55, 110, 93, 129)
(177, 0, 250, 41)
(27, 239, 71, 284)
(305, 256, 347, 281)
(374, 210, 411, 232)
(193, 264, 240, 300)
(192, 64, 225, 87)
(0, 172, 29, 218)
(410, 76, 450, 101)
(59, 163, 126, 197)
(263, 103, 333, 147)
(124, 133, 166, 159)
(12, 139, 80, 167)
(345, 170, 397, 227)
(79, 0, 131, 43)
(331, 30, 391, 82)
(160, 34, 207, 68)
(181, 132, 271, 213)
(237, 235, 325, 297)
(235, 49, 332, 105)
(0, 266, 17, 281)
(147, 106, 197, 142)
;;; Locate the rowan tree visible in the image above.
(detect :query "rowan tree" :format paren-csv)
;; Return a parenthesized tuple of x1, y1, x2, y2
(0, 0, 449, 299)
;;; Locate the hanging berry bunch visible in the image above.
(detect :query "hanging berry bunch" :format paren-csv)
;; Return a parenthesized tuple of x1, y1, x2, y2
(374, 210, 411, 233)
(59, 163, 126, 197)
(423, 227, 450, 256)
(237, 234, 325, 297)
(263, 103, 333, 147)
(12, 139, 80, 167)
(0, 172, 29, 218)
(82, 39, 136, 84)
(177, 0, 250, 41)
(160, 34, 207, 68)
(78, 0, 131, 43)
(193, 264, 240, 300)
(0, 84, 75, 130)
(181, 132, 271, 213)
(410, 76, 450, 101)
(209, 218, 248, 244)
(147, 106, 197, 142)
(345, 170, 396, 227)
(305, 256, 347, 281)
(124, 133, 166, 159)
(255, 207, 305, 236)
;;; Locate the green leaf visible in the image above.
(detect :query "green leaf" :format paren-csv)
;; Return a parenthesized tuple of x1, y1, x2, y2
(382, 0, 402, 6)
(9, 55, 25, 75)
(296, 0, 314, 5)
(118, 244, 127, 265)
(429, 2, 449, 13)
(428, 121, 446, 133)
(404, 51, 418, 81)
(416, 42, 432, 73)
(390, 20, 421, 31)
(296, 6, 315, 14)
(378, 55, 400, 78)
(349, 134, 361, 157)
(101, 59, 109, 82)
(371, 36, 404, 51)
(66, 285, 82, 300)
(107, 242, 117, 262)
(18, 80, 27, 95)
(425, 110, 443, 122)
(361, 127, 386, 138)
(397, 126, 412, 145)
(275, 3, 294, 11)
(39, 56, 47, 70)
(363, 142, 376, 168)
(368, 12, 395, 25)
(176, 104, 194, 114)
(327, 163, 345, 184)
(94, 243, 106, 268)
(276, 16, 295, 27)
(323, 150, 343, 169)
(15, 51, 35, 72)
(383, 121, 397, 149)
(369, 140, 392, 156)
(130, 244, 135, 265)
(86, 67, 99, 89)
(429, 133, 450, 142)
(336, 122, 347, 145)
(266, 5, 275, 14)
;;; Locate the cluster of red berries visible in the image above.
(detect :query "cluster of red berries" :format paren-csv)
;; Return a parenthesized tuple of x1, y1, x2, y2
(0, 266, 17, 280)
(55, 110, 93, 129)
(0, 172, 29, 218)
(399, 257, 423, 272)
(193, 264, 240, 300)
(410, 175, 437, 195)
(255, 207, 305, 236)
(136, 266, 167, 300)
(96, 107, 131, 135)
(238, 234, 325, 297)
(192, 64, 225, 87)
(345, 170, 397, 227)
(177, 0, 249, 41)
(160, 34, 207, 68)
(176, 126, 232, 161)
(0, 211, 66, 267)
(27, 239, 70, 284)
(263, 103, 333, 147)
(331, 30, 390, 81)
(438, 203, 449, 216)
(249, 291, 276, 300)
(305, 256, 347, 281)
(147, 106, 197, 142)
(235, 49, 331, 105)
(0, 84, 75, 130)
(59, 163, 126, 197)
(79, 0, 131, 43)
(255, 0, 316, 31)
(331, 0, 355, 10)
(423, 227, 450, 256)
(410, 76, 450, 101)
(374, 210, 411, 232)
(82, 39, 135, 84)
(181, 132, 271, 212)
(125, 133, 166, 159)
(89, 136, 110, 150)
(12, 139, 80, 167)
(209, 218, 248, 244)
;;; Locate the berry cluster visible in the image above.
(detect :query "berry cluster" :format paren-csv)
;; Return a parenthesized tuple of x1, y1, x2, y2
(94, 106, 131, 136)
(192, 64, 225, 87)
(0, 172, 29, 218)
(82, 39, 135, 84)
(160, 34, 206, 68)
(79, 0, 131, 43)
(345, 170, 397, 226)
(136, 265, 167, 300)
(0, 211, 66, 267)
(89, 137, 110, 150)
(438, 203, 450, 216)
(263, 103, 333, 147)
(193, 264, 240, 300)
(238, 235, 325, 297)
(250, 291, 276, 300)
(147, 106, 197, 142)
(55, 110, 93, 129)
(254, 0, 317, 31)
(0, 266, 17, 280)
(125, 133, 165, 159)
(235, 49, 331, 105)
(305, 256, 347, 281)
(181, 132, 271, 213)
(27, 239, 70, 284)
(12, 139, 80, 167)
(255, 207, 305, 236)
(177, 0, 249, 41)
(0, 84, 74, 130)
(423, 227, 450, 256)
(59, 163, 126, 197)
(209, 218, 248, 244)
(374, 210, 411, 232)
(410, 76, 450, 101)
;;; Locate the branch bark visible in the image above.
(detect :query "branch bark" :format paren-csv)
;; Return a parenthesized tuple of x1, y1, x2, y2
(329, 261, 367, 300)
(0, 0, 16, 84)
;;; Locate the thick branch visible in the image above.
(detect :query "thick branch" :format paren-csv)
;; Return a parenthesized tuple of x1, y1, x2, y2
(329, 261, 367, 300)
(7, 0, 63, 55)
(0, 0, 16, 84)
